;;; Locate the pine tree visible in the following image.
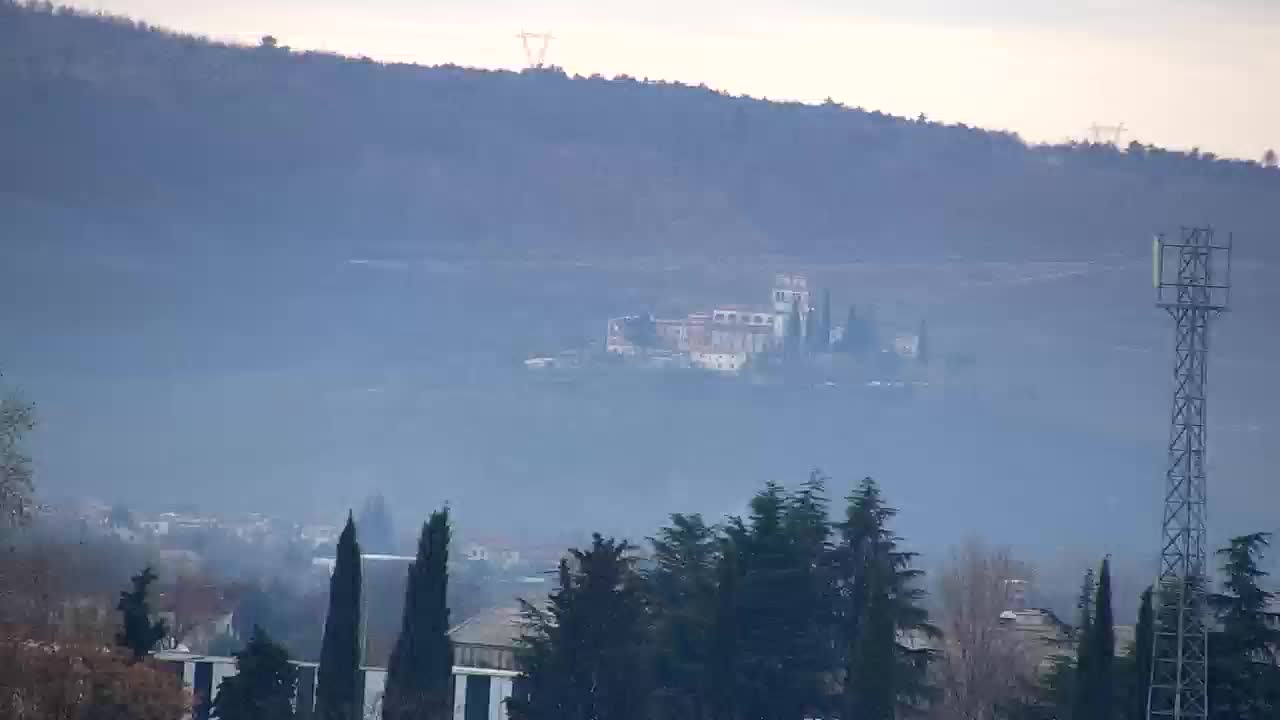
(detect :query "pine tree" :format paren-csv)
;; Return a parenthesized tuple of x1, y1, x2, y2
(782, 473, 836, 718)
(115, 566, 168, 662)
(835, 477, 939, 720)
(1072, 567, 1095, 720)
(733, 481, 832, 720)
(1208, 532, 1280, 720)
(707, 536, 741, 720)
(211, 626, 298, 720)
(1088, 556, 1116, 720)
(316, 513, 362, 720)
(648, 513, 718, 720)
(1128, 586, 1154, 720)
(510, 535, 654, 720)
(383, 508, 453, 720)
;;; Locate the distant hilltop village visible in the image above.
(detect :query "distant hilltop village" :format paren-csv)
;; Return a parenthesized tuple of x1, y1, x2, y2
(592, 273, 927, 376)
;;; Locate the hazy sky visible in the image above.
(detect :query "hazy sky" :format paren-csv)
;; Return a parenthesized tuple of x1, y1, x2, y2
(69, 0, 1280, 159)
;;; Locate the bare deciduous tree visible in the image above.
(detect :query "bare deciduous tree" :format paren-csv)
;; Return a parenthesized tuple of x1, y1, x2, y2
(1, 377, 37, 530)
(930, 539, 1043, 720)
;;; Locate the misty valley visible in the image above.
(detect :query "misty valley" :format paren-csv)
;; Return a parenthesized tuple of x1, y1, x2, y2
(2, 1, 1279, 719)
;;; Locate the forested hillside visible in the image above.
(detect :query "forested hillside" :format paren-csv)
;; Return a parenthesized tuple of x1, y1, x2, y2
(4, 1, 1280, 561)
(3, 0, 1278, 261)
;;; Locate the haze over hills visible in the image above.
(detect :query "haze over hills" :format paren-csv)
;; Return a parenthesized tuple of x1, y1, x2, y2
(2, 0, 1278, 601)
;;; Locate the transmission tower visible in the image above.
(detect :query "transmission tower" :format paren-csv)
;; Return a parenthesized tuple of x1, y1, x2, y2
(516, 30, 554, 69)
(1147, 227, 1232, 720)
(1088, 121, 1128, 145)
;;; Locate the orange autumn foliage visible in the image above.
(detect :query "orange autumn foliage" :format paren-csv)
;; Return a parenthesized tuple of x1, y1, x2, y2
(0, 638, 189, 720)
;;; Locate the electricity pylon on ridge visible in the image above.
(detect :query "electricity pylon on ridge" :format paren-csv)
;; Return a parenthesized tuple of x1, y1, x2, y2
(516, 30, 554, 69)
(1146, 227, 1232, 720)
(1089, 121, 1128, 145)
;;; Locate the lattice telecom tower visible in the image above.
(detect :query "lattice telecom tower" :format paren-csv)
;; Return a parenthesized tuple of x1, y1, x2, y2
(1147, 227, 1232, 720)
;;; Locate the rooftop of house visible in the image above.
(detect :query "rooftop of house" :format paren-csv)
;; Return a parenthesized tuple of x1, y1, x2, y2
(448, 607, 524, 648)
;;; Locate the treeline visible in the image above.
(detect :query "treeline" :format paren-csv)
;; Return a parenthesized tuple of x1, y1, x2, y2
(509, 477, 1280, 720)
(3, 0, 1279, 262)
(6, 470, 1279, 719)
(513, 474, 936, 720)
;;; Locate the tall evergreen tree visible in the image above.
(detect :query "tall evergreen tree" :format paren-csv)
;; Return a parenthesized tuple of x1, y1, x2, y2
(1071, 567, 1095, 720)
(787, 301, 802, 356)
(510, 535, 654, 720)
(707, 536, 741, 720)
(1127, 586, 1155, 720)
(1087, 556, 1116, 720)
(317, 513, 362, 720)
(383, 508, 453, 720)
(648, 513, 719, 720)
(804, 308, 818, 353)
(357, 493, 396, 555)
(115, 566, 167, 662)
(819, 289, 832, 352)
(733, 480, 832, 720)
(1208, 532, 1280, 720)
(841, 304, 859, 353)
(841, 304, 876, 355)
(835, 477, 938, 720)
(211, 626, 298, 720)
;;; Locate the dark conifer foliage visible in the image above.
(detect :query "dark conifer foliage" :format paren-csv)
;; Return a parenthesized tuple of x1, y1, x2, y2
(357, 493, 396, 556)
(1085, 556, 1116, 720)
(115, 565, 168, 662)
(317, 513, 362, 720)
(510, 535, 654, 720)
(1072, 567, 1096, 720)
(648, 514, 719, 720)
(383, 508, 453, 720)
(212, 626, 299, 720)
(835, 477, 938, 720)
(1127, 586, 1155, 720)
(818, 289, 832, 352)
(1208, 533, 1280, 720)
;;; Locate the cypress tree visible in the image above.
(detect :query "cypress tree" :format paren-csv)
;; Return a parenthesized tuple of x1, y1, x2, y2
(1129, 587, 1155, 720)
(819, 289, 832, 352)
(836, 477, 938, 720)
(841, 304, 858, 353)
(383, 508, 453, 720)
(115, 566, 168, 662)
(1072, 567, 1095, 720)
(787, 301, 802, 356)
(1090, 556, 1116, 720)
(212, 626, 298, 720)
(317, 513, 362, 720)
